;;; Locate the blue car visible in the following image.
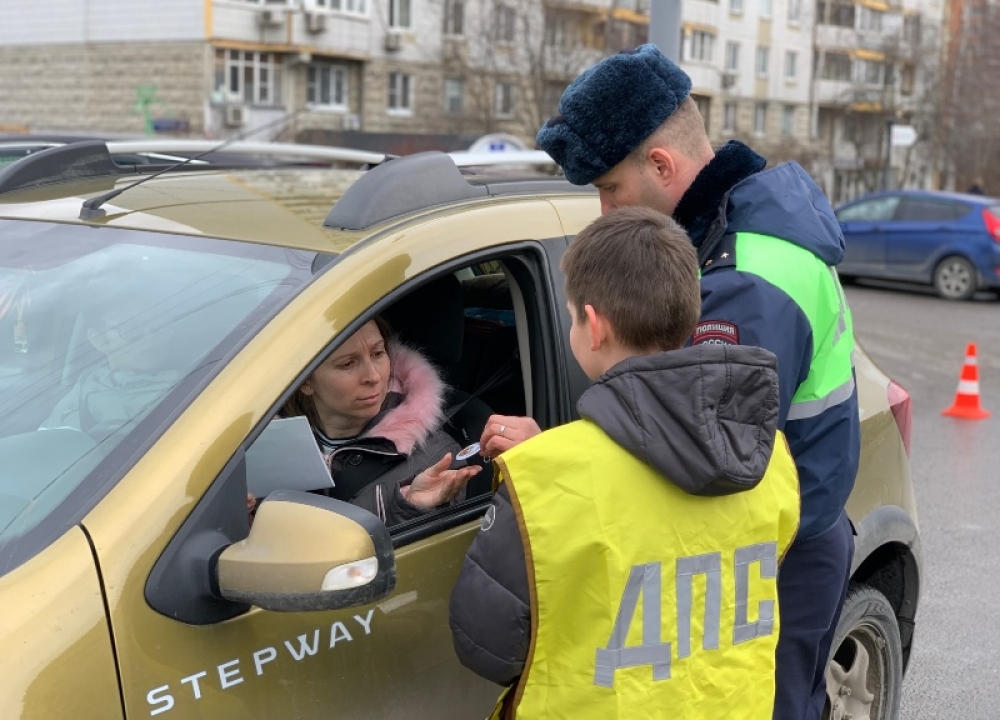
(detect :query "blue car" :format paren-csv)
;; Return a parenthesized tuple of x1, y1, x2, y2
(835, 190, 1000, 300)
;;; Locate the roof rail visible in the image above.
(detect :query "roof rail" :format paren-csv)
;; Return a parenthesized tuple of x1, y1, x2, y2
(106, 140, 385, 166)
(324, 151, 582, 231)
(0, 140, 120, 196)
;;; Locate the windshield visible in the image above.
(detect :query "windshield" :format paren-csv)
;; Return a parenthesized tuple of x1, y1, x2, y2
(0, 220, 316, 573)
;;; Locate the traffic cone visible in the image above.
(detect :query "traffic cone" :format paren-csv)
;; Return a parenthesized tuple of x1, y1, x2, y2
(942, 343, 991, 420)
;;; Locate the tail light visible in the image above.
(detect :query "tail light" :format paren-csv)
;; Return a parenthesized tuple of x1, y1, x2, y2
(887, 379, 912, 457)
(983, 207, 1000, 244)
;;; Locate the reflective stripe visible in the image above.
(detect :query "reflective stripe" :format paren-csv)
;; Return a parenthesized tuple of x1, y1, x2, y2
(830, 267, 848, 345)
(965, 357, 979, 366)
(594, 562, 671, 687)
(733, 542, 777, 645)
(676, 553, 722, 658)
(957, 380, 981, 394)
(787, 376, 856, 421)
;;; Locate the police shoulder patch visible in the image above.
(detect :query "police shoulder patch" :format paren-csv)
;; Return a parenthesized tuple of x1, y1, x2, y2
(692, 320, 739, 346)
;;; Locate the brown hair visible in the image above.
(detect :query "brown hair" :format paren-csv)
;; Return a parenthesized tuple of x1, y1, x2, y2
(631, 97, 712, 165)
(281, 315, 396, 428)
(561, 207, 701, 352)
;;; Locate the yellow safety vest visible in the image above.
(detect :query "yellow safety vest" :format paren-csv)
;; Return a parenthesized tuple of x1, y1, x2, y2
(490, 419, 799, 720)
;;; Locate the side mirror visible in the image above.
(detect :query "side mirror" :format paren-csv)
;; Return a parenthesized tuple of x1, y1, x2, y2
(216, 491, 395, 612)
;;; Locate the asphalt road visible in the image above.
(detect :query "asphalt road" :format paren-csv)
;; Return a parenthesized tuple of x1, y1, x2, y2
(844, 280, 1000, 719)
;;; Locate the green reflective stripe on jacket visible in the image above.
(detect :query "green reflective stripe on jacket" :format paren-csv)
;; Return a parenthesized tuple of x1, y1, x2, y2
(734, 233, 855, 418)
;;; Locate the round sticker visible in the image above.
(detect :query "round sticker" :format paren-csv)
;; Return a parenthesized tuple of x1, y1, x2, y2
(457, 442, 481, 462)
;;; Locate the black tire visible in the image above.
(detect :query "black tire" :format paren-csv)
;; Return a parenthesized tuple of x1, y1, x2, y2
(823, 585, 903, 720)
(933, 255, 977, 300)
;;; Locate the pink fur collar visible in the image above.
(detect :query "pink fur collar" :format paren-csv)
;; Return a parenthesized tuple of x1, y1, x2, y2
(363, 345, 446, 454)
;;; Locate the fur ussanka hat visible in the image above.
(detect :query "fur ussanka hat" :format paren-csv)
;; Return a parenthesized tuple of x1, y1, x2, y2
(536, 44, 692, 186)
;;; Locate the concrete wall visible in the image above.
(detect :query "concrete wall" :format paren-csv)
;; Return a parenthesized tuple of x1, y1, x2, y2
(0, 42, 207, 134)
(0, 0, 203, 45)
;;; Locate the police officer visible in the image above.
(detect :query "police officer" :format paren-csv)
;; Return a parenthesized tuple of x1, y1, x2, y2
(480, 45, 859, 720)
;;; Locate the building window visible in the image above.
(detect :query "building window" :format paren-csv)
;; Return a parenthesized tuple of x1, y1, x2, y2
(388, 71, 412, 114)
(495, 81, 515, 118)
(545, 11, 570, 46)
(307, 63, 347, 109)
(756, 46, 770, 76)
(389, 0, 411, 28)
(444, 77, 464, 115)
(903, 14, 921, 43)
(900, 64, 915, 95)
(724, 101, 738, 132)
(692, 94, 712, 130)
(784, 50, 798, 79)
(759, 0, 772, 17)
(854, 59, 885, 86)
(496, 5, 516, 42)
(729, 0, 743, 11)
(817, 0, 855, 26)
(687, 30, 716, 63)
(782, 105, 796, 135)
(788, 0, 801, 22)
(821, 52, 852, 81)
(214, 49, 283, 106)
(443, 0, 464, 35)
(315, 0, 367, 14)
(754, 102, 767, 134)
(858, 7, 883, 31)
(725, 41, 740, 72)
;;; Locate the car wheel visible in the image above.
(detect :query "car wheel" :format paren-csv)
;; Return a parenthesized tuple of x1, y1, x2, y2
(933, 255, 977, 300)
(823, 585, 903, 720)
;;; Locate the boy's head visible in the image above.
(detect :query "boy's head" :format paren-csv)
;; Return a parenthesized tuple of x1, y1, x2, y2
(561, 206, 700, 380)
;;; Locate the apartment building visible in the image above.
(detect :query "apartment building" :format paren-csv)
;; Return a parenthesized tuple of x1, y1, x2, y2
(0, 0, 946, 194)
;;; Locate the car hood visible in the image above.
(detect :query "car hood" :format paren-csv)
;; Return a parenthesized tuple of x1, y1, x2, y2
(727, 161, 846, 266)
(576, 344, 779, 496)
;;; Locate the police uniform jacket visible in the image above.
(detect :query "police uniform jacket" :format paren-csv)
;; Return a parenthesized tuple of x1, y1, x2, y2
(676, 140, 860, 541)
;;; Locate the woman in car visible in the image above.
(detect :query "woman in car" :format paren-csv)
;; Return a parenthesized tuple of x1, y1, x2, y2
(273, 316, 479, 525)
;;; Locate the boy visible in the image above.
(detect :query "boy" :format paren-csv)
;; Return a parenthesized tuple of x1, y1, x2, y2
(449, 207, 800, 720)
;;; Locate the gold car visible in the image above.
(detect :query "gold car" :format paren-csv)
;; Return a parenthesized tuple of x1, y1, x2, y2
(0, 142, 919, 719)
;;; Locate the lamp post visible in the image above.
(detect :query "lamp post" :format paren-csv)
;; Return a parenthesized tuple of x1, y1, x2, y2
(649, 0, 682, 62)
(883, 114, 895, 191)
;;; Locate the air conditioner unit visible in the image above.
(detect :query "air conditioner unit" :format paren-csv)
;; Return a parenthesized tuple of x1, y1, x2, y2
(305, 12, 327, 33)
(257, 8, 285, 28)
(341, 114, 361, 131)
(224, 104, 248, 128)
(721, 72, 738, 89)
(384, 31, 403, 52)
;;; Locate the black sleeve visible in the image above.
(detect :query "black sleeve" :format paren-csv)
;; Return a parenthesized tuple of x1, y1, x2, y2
(351, 480, 426, 525)
(449, 483, 530, 686)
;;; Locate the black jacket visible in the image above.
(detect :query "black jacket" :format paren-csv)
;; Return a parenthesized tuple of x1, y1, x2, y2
(449, 344, 781, 685)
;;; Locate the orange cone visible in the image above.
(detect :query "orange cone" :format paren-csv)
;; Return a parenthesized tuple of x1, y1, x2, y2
(942, 343, 991, 420)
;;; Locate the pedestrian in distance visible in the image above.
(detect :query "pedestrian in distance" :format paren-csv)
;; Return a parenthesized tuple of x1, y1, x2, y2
(450, 207, 801, 720)
(480, 43, 860, 720)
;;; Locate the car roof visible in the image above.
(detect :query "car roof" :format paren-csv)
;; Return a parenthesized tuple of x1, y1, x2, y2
(838, 188, 998, 208)
(0, 140, 586, 256)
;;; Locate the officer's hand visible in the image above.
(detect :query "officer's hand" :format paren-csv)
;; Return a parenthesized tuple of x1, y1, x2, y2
(405, 453, 481, 508)
(480, 415, 541, 457)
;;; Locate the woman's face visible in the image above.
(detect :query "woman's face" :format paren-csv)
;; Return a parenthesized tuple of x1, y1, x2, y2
(301, 320, 391, 437)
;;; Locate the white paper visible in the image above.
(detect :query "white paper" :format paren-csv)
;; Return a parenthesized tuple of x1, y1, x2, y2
(245, 416, 334, 498)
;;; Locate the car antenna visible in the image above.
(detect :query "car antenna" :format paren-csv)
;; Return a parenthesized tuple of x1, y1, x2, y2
(79, 106, 312, 221)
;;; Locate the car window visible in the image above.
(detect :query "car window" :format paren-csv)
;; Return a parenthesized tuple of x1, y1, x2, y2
(898, 198, 968, 222)
(245, 252, 545, 541)
(837, 196, 901, 222)
(0, 221, 315, 572)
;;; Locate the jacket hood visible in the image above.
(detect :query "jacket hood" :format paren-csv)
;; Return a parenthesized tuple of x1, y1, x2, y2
(727, 161, 845, 266)
(673, 141, 845, 267)
(362, 344, 446, 455)
(577, 344, 780, 496)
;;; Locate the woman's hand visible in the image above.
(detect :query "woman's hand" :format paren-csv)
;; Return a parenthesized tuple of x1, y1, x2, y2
(404, 453, 481, 508)
(480, 414, 541, 457)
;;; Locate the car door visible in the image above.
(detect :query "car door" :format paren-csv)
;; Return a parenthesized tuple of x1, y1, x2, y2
(836, 195, 902, 277)
(887, 196, 972, 281)
(85, 201, 573, 720)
